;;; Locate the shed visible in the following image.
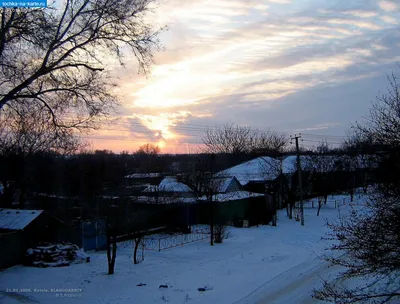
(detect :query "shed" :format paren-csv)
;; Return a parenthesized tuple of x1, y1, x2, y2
(0, 208, 63, 269)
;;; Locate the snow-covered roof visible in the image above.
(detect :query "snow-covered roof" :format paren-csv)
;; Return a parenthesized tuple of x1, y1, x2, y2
(143, 177, 193, 193)
(218, 157, 281, 185)
(198, 191, 264, 202)
(217, 155, 317, 186)
(210, 177, 239, 193)
(135, 196, 197, 204)
(282, 155, 313, 174)
(0, 209, 43, 230)
(125, 173, 161, 179)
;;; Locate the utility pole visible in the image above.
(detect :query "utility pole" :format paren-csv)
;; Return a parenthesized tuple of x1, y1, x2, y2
(291, 134, 304, 226)
(209, 153, 215, 246)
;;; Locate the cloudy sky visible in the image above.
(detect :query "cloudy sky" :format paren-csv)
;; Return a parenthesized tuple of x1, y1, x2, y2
(89, 0, 400, 153)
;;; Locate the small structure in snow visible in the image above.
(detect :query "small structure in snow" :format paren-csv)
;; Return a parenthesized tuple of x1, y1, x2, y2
(25, 242, 89, 268)
(140, 177, 197, 204)
(143, 176, 193, 194)
(0, 208, 64, 269)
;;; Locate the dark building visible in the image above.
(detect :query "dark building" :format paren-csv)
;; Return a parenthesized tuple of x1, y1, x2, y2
(0, 208, 63, 269)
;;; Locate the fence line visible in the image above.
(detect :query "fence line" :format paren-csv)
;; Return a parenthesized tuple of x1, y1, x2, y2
(305, 193, 364, 209)
(143, 226, 210, 252)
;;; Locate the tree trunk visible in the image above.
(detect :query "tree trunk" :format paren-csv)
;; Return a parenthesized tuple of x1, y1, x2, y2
(133, 236, 142, 264)
(209, 201, 214, 246)
(272, 214, 277, 226)
(271, 194, 277, 226)
(286, 201, 290, 217)
(107, 234, 117, 274)
(317, 199, 322, 216)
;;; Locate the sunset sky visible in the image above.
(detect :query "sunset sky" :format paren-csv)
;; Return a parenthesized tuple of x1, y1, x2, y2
(88, 0, 400, 153)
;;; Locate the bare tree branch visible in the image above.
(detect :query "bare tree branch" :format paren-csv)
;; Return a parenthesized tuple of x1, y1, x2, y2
(0, 0, 164, 131)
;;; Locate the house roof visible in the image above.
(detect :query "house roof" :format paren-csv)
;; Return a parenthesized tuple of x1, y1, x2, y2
(218, 156, 281, 185)
(135, 196, 197, 204)
(218, 155, 317, 186)
(198, 191, 264, 202)
(210, 177, 239, 193)
(125, 173, 162, 179)
(143, 177, 193, 193)
(0, 209, 43, 230)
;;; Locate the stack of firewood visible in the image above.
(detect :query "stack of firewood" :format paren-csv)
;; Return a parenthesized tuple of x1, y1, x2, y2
(25, 242, 89, 268)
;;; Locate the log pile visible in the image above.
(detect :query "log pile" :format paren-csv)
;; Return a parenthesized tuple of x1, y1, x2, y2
(25, 243, 89, 268)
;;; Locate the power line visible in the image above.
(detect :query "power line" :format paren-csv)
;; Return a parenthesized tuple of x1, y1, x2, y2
(301, 133, 347, 139)
(302, 139, 343, 145)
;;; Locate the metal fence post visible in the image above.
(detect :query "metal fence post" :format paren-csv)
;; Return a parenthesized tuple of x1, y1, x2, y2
(158, 239, 161, 252)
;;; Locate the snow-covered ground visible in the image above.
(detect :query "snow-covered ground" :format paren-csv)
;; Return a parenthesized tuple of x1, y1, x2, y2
(0, 194, 367, 304)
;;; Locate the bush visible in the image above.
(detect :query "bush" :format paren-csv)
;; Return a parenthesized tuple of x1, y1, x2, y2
(213, 224, 229, 243)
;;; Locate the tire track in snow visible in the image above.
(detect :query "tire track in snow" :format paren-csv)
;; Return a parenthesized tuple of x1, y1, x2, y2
(257, 260, 338, 304)
(233, 256, 343, 304)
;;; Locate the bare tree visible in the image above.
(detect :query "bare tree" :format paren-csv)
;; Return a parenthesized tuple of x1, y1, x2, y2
(251, 131, 288, 155)
(334, 155, 358, 202)
(312, 194, 400, 303)
(106, 205, 119, 275)
(342, 130, 377, 193)
(259, 156, 282, 226)
(203, 124, 252, 155)
(134, 143, 162, 172)
(314, 69, 400, 303)
(0, 104, 80, 155)
(0, 105, 82, 207)
(136, 143, 160, 155)
(106, 200, 154, 272)
(179, 154, 229, 245)
(355, 71, 400, 147)
(202, 124, 287, 155)
(308, 141, 335, 216)
(0, 0, 163, 130)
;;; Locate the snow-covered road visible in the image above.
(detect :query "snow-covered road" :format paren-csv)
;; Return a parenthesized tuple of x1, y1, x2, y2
(235, 256, 343, 304)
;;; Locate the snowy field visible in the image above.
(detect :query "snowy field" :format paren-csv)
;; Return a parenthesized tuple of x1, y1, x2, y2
(0, 194, 367, 304)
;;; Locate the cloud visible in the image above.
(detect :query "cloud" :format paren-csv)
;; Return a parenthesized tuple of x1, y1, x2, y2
(268, 0, 291, 3)
(343, 10, 377, 18)
(294, 123, 341, 132)
(378, 1, 398, 12)
(91, 0, 400, 152)
(381, 15, 398, 24)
